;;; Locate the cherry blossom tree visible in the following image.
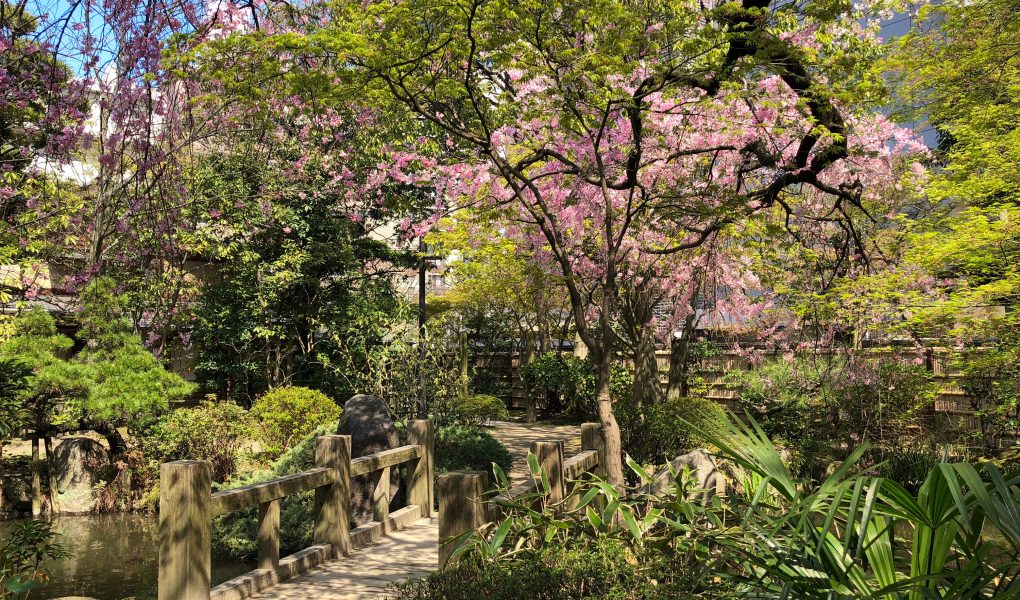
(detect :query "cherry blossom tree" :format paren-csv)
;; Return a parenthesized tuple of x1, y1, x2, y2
(322, 0, 928, 484)
(2, 0, 262, 340)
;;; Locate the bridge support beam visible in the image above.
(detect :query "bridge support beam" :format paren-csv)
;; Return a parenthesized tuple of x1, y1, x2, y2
(257, 498, 281, 570)
(314, 435, 352, 559)
(159, 460, 212, 600)
(581, 423, 607, 479)
(407, 419, 435, 517)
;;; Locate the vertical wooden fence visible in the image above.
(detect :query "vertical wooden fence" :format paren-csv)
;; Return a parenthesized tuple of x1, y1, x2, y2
(158, 420, 434, 600)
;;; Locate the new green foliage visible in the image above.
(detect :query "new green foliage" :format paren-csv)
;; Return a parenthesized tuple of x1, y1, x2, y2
(139, 399, 252, 482)
(249, 386, 341, 459)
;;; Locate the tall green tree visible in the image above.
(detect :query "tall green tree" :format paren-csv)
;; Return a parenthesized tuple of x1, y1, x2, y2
(190, 149, 412, 402)
(884, 0, 1019, 336)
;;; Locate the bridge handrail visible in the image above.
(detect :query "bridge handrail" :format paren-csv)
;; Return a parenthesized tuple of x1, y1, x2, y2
(210, 467, 335, 516)
(351, 444, 423, 476)
(158, 419, 435, 600)
(563, 449, 599, 479)
(207, 444, 425, 517)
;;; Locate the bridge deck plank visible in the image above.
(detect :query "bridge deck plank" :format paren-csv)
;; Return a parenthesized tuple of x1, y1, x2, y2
(252, 517, 438, 600)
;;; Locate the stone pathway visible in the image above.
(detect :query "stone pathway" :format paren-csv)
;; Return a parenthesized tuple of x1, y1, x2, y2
(254, 421, 583, 599)
(255, 518, 438, 600)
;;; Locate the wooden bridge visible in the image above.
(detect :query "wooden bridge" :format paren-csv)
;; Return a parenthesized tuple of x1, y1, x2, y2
(157, 421, 606, 600)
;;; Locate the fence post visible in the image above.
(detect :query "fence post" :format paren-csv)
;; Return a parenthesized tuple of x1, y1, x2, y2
(407, 419, 435, 517)
(314, 435, 351, 559)
(257, 499, 280, 570)
(581, 423, 607, 479)
(373, 467, 391, 533)
(158, 460, 211, 600)
(530, 441, 565, 504)
(438, 470, 489, 567)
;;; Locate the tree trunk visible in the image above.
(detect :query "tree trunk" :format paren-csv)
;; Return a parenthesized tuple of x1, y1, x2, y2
(666, 312, 698, 400)
(458, 329, 469, 400)
(594, 352, 624, 487)
(523, 332, 537, 423)
(31, 437, 43, 516)
(631, 330, 663, 408)
(44, 436, 60, 514)
(94, 423, 129, 457)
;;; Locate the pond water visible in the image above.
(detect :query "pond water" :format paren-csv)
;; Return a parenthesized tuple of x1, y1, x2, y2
(0, 514, 253, 600)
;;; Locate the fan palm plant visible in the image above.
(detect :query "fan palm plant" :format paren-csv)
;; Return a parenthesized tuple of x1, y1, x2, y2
(690, 413, 1020, 599)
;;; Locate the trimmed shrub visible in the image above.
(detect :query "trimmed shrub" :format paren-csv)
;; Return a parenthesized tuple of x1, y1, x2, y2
(435, 425, 512, 482)
(250, 386, 341, 459)
(139, 399, 251, 482)
(450, 394, 509, 427)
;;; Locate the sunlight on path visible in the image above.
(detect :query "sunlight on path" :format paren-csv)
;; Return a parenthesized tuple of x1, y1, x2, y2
(254, 518, 438, 600)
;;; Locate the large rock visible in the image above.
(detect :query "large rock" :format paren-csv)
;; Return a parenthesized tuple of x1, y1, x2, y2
(1, 469, 32, 516)
(644, 448, 720, 503)
(51, 438, 110, 514)
(336, 394, 400, 527)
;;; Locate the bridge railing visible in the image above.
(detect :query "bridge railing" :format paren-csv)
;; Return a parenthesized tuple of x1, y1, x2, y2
(158, 419, 435, 600)
(437, 422, 606, 566)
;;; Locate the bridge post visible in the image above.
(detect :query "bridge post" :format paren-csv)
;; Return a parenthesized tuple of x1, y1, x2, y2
(407, 419, 435, 517)
(581, 423, 607, 479)
(530, 441, 565, 505)
(314, 435, 351, 559)
(158, 460, 211, 600)
(438, 470, 489, 567)
(373, 467, 391, 533)
(257, 498, 280, 570)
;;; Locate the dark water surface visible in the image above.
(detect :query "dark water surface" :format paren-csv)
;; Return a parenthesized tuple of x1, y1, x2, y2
(1, 514, 253, 600)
